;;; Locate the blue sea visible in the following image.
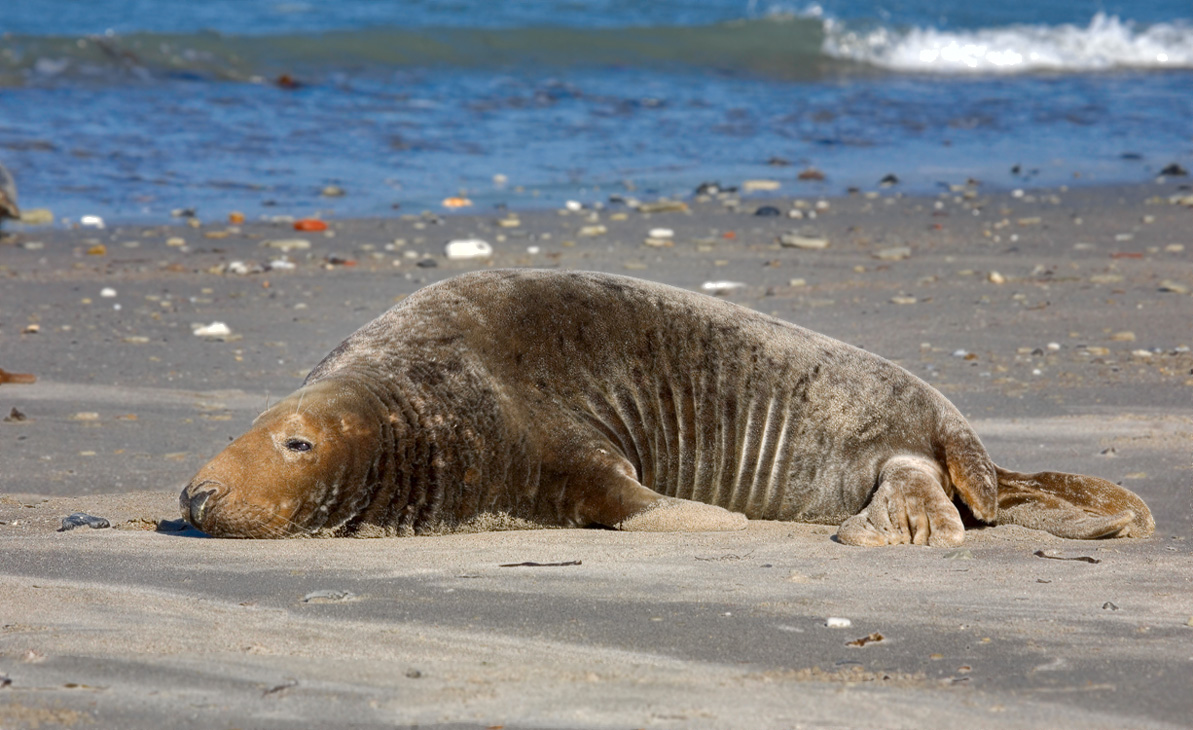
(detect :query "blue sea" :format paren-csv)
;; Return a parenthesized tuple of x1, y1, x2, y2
(1, 0, 1191, 223)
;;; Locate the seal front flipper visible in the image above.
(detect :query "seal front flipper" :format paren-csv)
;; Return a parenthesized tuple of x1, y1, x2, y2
(569, 455, 746, 532)
(837, 455, 966, 547)
(994, 467, 1155, 539)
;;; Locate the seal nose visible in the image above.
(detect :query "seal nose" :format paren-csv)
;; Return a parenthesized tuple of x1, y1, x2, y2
(180, 484, 218, 527)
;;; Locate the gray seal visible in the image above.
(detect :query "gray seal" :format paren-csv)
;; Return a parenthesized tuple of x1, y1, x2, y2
(180, 269, 1154, 544)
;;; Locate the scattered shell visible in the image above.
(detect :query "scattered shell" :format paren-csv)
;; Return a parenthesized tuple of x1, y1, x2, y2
(302, 589, 356, 603)
(19, 208, 54, 225)
(71, 412, 100, 421)
(779, 232, 829, 250)
(565, 200, 584, 211)
(648, 228, 674, 239)
(742, 179, 781, 192)
(444, 239, 492, 260)
(873, 246, 911, 261)
(1110, 331, 1136, 342)
(636, 200, 688, 214)
(890, 295, 917, 305)
(193, 322, 232, 338)
(294, 218, 328, 232)
(262, 238, 311, 252)
(701, 281, 745, 295)
(86, 243, 107, 256)
(100, 287, 117, 298)
(643, 238, 674, 248)
(442, 196, 472, 208)
(496, 217, 521, 228)
(825, 617, 852, 628)
(321, 185, 346, 197)
(80, 215, 105, 229)
(166, 236, 186, 247)
(1159, 280, 1189, 294)
(578, 225, 608, 237)
(988, 271, 1006, 284)
(269, 259, 296, 271)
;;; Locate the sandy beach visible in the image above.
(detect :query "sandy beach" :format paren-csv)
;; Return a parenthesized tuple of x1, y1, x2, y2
(2, 180, 1192, 729)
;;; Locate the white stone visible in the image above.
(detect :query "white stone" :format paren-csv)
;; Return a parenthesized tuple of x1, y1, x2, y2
(445, 238, 493, 260)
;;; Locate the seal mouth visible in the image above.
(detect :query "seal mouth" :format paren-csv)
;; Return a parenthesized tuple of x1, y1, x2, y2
(180, 480, 221, 529)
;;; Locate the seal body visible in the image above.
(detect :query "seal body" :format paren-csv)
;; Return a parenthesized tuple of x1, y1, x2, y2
(181, 270, 1154, 544)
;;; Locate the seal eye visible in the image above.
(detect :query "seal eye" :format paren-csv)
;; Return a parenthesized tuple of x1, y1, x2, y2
(284, 438, 313, 453)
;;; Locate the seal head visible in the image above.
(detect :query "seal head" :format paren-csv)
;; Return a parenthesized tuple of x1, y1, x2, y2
(181, 379, 383, 538)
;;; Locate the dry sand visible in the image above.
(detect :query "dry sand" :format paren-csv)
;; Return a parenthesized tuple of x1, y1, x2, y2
(1, 181, 1191, 729)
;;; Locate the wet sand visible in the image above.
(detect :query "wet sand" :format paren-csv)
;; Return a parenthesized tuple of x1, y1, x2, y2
(1, 180, 1191, 729)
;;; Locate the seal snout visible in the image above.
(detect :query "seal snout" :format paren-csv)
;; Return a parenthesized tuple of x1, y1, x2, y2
(180, 481, 222, 530)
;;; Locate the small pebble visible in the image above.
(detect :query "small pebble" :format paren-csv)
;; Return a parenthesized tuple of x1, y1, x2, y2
(988, 271, 1006, 284)
(825, 617, 852, 628)
(100, 287, 117, 298)
(578, 225, 607, 237)
(80, 215, 105, 229)
(648, 228, 674, 239)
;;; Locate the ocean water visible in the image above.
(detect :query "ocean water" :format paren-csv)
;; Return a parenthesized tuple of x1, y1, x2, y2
(1, 0, 1190, 223)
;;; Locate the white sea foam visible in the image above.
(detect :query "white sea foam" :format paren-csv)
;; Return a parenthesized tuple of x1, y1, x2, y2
(822, 13, 1193, 73)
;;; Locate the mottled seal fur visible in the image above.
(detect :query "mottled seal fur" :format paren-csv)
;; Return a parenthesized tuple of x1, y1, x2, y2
(180, 269, 1154, 544)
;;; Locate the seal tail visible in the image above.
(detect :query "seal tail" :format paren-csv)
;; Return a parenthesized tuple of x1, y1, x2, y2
(993, 466, 1155, 539)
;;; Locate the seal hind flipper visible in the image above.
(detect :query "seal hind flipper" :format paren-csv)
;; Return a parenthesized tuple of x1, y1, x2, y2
(994, 467, 1155, 539)
(836, 455, 965, 547)
(940, 414, 998, 522)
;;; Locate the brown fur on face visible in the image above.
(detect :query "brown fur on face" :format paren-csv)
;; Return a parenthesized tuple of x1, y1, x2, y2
(181, 380, 382, 538)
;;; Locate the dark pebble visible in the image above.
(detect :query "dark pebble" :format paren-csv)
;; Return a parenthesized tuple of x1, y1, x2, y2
(1159, 163, 1188, 177)
(4, 407, 27, 422)
(694, 182, 723, 196)
(416, 258, 438, 268)
(767, 156, 791, 167)
(754, 206, 782, 217)
(879, 174, 899, 186)
(58, 513, 111, 532)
